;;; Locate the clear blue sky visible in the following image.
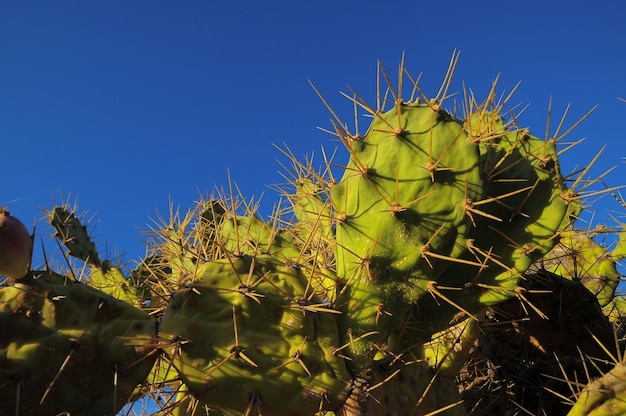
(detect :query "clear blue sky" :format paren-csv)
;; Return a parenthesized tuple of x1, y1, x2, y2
(2, 1, 626, 269)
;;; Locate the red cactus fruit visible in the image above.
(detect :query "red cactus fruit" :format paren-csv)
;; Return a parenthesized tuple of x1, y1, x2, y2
(0, 208, 32, 281)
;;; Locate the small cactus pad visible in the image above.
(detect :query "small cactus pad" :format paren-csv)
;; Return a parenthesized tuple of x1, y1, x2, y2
(567, 361, 626, 416)
(48, 205, 102, 267)
(544, 230, 622, 306)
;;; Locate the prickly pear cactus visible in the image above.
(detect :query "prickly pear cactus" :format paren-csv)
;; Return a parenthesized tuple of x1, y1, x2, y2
(412, 111, 571, 338)
(0, 271, 157, 416)
(48, 205, 152, 310)
(130, 190, 351, 415)
(544, 228, 624, 306)
(1, 53, 622, 416)
(454, 268, 620, 415)
(339, 355, 465, 416)
(422, 317, 480, 379)
(317, 56, 573, 374)
(330, 100, 484, 369)
(48, 205, 102, 267)
(567, 360, 626, 416)
(159, 254, 351, 415)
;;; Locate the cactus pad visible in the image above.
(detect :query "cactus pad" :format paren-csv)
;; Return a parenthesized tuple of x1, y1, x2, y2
(159, 255, 351, 415)
(0, 271, 157, 415)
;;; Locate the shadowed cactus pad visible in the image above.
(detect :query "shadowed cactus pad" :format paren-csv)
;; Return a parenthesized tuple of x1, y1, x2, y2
(413, 113, 571, 334)
(0, 271, 157, 416)
(338, 354, 465, 416)
(456, 269, 618, 414)
(48, 205, 102, 267)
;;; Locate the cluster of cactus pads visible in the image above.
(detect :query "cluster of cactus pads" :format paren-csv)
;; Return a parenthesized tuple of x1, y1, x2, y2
(2, 53, 626, 415)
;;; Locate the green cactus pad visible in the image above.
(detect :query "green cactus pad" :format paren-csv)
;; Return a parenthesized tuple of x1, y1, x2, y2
(290, 177, 335, 269)
(567, 362, 626, 416)
(544, 230, 621, 306)
(332, 102, 482, 288)
(89, 264, 150, 309)
(612, 227, 626, 260)
(331, 102, 483, 369)
(48, 206, 102, 267)
(220, 213, 302, 261)
(159, 255, 351, 415)
(422, 317, 480, 378)
(0, 271, 157, 415)
(413, 121, 570, 333)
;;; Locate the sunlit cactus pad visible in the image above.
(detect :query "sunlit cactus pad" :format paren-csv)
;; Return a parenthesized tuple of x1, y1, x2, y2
(311, 52, 577, 372)
(568, 361, 626, 416)
(544, 229, 623, 306)
(159, 255, 351, 415)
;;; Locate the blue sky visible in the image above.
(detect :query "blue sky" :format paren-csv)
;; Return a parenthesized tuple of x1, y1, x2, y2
(2, 1, 626, 269)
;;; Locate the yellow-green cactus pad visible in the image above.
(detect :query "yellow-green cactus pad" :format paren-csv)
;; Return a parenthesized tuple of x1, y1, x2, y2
(0, 271, 157, 415)
(159, 255, 351, 415)
(331, 102, 483, 368)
